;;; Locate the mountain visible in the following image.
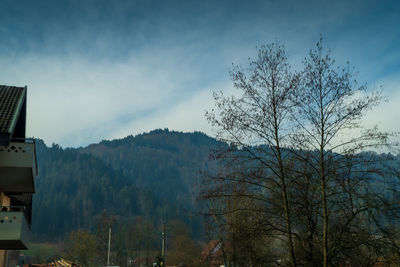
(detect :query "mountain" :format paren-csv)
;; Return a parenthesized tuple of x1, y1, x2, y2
(31, 129, 219, 241)
(79, 129, 219, 207)
(30, 129, 399, 244)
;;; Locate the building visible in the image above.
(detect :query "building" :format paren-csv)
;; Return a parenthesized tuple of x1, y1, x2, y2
(0, 86, 37, 267)
(200, 240, 230, 267)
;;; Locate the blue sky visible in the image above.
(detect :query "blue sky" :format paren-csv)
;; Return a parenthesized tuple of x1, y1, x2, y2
(0, 0, 399, 147)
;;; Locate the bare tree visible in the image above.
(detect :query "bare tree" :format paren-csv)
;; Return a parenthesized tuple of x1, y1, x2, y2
(205, 43, 300, 266)
(291, 37, 392, 267)
(201, 167, 279, 267)
(203, 38, 398, 267)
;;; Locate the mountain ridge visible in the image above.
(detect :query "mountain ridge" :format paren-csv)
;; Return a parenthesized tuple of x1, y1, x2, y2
(32, 129, 219, 241)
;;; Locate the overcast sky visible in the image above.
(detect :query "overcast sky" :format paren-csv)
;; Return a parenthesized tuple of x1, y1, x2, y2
(0, 0, 399, 147)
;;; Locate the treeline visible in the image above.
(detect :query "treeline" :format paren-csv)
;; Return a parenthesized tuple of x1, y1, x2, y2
(64, 216, 202, 267)
(30, 125, 400, 266)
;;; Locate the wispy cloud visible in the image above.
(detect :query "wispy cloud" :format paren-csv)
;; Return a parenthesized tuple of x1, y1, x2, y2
(0, 0, 399, 147)
(0, 51, 213, 146)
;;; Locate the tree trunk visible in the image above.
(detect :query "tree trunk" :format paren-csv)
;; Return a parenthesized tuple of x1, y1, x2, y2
(273, 98, 297, 267)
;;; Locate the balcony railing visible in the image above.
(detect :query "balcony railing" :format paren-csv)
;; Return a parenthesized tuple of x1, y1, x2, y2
(0, 207, 29, 249)
(0, 139, 37, 193)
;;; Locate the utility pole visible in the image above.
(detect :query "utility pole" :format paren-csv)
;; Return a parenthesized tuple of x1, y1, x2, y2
(107, 227, 112, 266)
(161, 223, 166, 266)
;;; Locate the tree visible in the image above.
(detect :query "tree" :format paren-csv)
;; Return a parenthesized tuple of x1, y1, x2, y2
(166, 220, 201, 266)
(205, 42, 300, 267)
(203, 38, 398, 267)
(95, 213, 116, 266)
(291, 37, 391, 267)
(65, 230, 97, 267)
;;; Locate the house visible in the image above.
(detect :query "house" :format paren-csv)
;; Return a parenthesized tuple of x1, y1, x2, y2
(200, 240, 231, 267)
(0, 85, 37, 267)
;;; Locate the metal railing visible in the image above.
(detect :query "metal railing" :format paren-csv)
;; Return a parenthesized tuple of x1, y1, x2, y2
(9, 138, 38, 175)
(0, 206, 30, 228)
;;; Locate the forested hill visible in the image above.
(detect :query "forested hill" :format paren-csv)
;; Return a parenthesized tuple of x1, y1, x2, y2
(32, 129, 219, 241)
(30, 129, 398, 243)
(80, 129, 219, 206)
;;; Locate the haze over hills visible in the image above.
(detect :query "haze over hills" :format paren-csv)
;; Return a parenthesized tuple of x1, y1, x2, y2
(31, 128, 399, 244)
(31, 129, 219, 241)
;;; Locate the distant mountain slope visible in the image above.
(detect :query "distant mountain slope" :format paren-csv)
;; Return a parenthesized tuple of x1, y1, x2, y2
(31, 130, 219, 241)
(30, 130, 399, 242)
(80, 129, 220, 207)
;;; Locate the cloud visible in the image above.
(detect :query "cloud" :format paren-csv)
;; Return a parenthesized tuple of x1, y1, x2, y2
(0, 51, 197, 146)
(107, 80, 236, 141)
(0, 41, 234, 147)
(0, 0, 398, 147)
(363, 75, 400, 134)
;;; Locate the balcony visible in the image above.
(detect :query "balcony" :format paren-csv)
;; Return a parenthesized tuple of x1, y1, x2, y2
(0, 208, 29, 249)
(0, 140, 37, 193)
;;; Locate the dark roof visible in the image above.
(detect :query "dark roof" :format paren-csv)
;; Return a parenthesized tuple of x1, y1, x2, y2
(0, 85, 27, 146)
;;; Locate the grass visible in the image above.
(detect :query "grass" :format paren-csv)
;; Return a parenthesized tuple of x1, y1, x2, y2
(22, 243, 62, 264)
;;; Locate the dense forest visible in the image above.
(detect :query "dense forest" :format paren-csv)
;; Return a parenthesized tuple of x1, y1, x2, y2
(32, 129, 219, 242)
(29, 128, 400, 266)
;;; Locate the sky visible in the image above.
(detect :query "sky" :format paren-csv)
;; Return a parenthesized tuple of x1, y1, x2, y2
(0, 0, 399, 147)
